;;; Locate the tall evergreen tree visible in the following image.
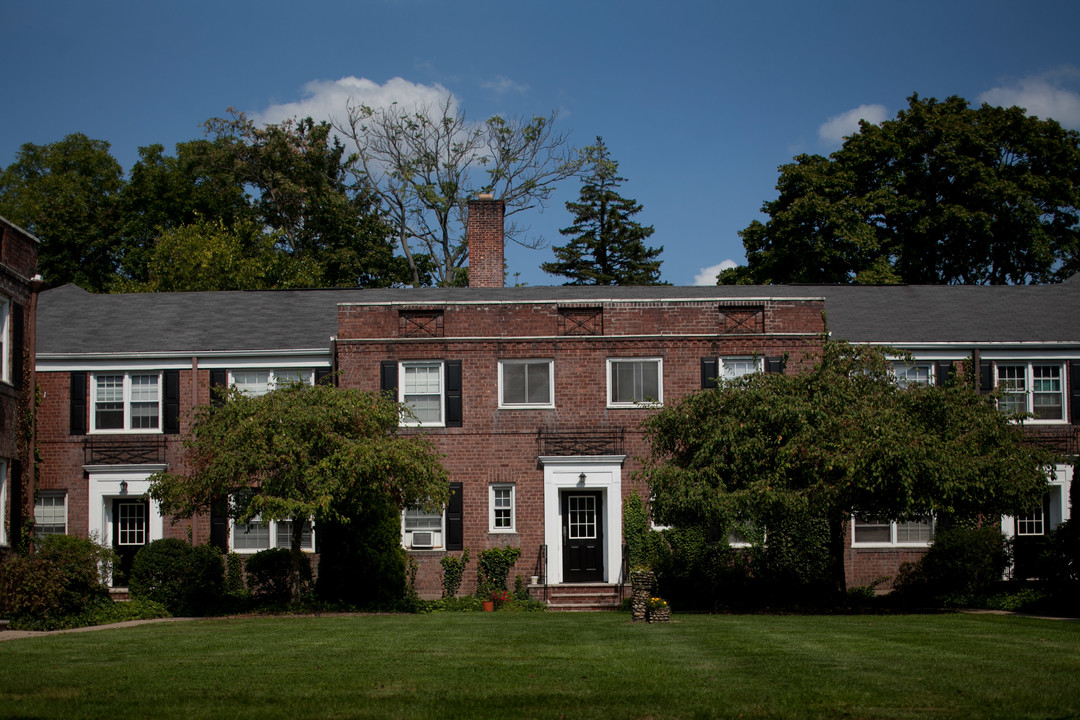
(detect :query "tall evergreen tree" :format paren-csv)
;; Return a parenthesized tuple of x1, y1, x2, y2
(542, 138, 663, 285)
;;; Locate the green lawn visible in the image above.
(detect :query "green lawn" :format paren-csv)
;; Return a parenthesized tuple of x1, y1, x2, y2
(1, 612, 1077, 719)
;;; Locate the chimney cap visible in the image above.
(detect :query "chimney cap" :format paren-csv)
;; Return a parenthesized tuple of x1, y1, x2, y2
(477, 192, 494, 200)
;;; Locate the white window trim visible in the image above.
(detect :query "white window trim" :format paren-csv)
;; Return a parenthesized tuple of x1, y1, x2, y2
(498, 359, 555, 409)
(229, 514, 316, 554)
(0, 459, 7, 546)
(719, 356, 764, 380)
(606, 357, 663, 408)
(995, 361, 1068, 425)
(489, 484, 516, 533)
(90, 371, 164, 434)
(851, 516, 935, 547)
(401, 504, 446, 550)
(0, 297, 10, 385)
(34, 491, 68, 536)
(399, 361, 446, 427)
(892, 361, 935, 387)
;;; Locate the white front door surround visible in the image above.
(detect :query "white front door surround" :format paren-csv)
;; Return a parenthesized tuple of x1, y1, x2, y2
(539, 455, 624, 585)
(86, 466, 167, 550)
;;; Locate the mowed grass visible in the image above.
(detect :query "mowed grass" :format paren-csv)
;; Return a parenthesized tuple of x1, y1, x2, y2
(1, 612, 1078, 720)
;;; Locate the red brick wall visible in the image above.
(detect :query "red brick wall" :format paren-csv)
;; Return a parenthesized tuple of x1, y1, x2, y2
(466, 197, 505, 288)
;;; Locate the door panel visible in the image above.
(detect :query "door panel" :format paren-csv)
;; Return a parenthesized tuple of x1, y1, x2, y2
(562, 491, 603, 582)
(112, 499, 149, 587)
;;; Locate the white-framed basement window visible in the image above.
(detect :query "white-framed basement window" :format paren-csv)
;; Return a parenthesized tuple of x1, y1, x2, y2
(498, 360, 554, 408)
(607, 358, 663, 407)
(400, 362, 445, 426)
(852, 516, 934, 546)
(91, 372, 162, 433)
(489, 484, 516, 533)
(996, 362, 1066, 422)
(402, 505, 444, 549)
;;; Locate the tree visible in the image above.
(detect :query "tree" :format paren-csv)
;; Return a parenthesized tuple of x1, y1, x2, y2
(149, 382, 448, 602)
(115, 217, 322, 293)
(0, 133, 124, 290)
(639, 341, 1055, 595)
(723, 95, 1080, 285)
(541, 138, 664, 285)
(338, 97, 584, 286)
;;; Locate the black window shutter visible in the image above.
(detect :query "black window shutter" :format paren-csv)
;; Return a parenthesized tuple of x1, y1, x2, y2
(446, 482, 463, 551)
(979, 361, 993, 393)
(701, 358, 719, 389)
(315, 368, 332, 386)
(209, 369, 227, 407)
(209, 497, 229, 552)
(445, 361, 462, 427)
(163, 370, 180, 434)
(1070, 361, 1080, 425)
(70, 372, 87, 435)
(765, 356, 785, 374)
(380, 360, 398, 397)
(936, 362, 951, 387)
(11, 302, 23, 388)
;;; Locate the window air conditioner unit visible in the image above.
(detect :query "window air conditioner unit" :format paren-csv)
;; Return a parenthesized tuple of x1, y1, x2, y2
(411, 531, 434, 549)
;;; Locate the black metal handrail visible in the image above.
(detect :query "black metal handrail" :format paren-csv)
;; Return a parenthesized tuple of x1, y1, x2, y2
(537, 427, 624, 456)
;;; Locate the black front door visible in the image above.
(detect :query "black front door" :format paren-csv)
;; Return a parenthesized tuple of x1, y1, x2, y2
(562, 491, 603, 582)
(112, 499, 149, 587)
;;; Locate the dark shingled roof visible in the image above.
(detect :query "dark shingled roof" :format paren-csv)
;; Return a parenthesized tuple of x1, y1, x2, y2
(37, 276, 1080, 356)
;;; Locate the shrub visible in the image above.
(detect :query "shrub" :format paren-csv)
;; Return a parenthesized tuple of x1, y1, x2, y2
(1042, 519, 1079, 584)
(0, 554, 66, 622)
(36, 534, 115, 613)
(476, 546, 521, 596)
(893, 525, 1010, 603)
(441, 549, 470, 598)
(246, 547, 310, 604)
(129, 539, 225, 616)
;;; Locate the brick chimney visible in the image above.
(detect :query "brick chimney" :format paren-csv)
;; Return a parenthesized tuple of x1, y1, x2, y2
(467, 193, 505, 288)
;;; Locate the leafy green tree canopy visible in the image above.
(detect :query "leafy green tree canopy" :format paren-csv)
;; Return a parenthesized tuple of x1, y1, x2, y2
(149, 382, 448, 601)
(723, 95, 1080, 285)
(0, 133, 125, 291)
(541, 137, 664, 285)
(639, 341, 1055, 593)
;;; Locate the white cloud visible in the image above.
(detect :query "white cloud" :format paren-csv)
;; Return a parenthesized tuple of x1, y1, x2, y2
(481, 75, 529, 95)
(978, 67, 1080, 129)
(693, 260, 737, 286)
(818, 104, 889, 145)
(252, 76, 456, 128)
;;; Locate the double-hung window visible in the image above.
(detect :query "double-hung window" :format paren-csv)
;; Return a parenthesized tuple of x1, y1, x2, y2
(893, 362, 933, 388)
(499, 360, 554, 408)
(403, 505, 444, 549)
(400, 362, 444, 426)
(230, 368, 314, 397)
(608, 358, 662, 407)
(231, 516, 314, 553)
(852, 516, 934, 545)
(92, 372, 162, 432)
(996, 362, 1065, 421)
(720, 357, 763, 380)
(489, 484, 516, 532)
(34, 492, 67, 536)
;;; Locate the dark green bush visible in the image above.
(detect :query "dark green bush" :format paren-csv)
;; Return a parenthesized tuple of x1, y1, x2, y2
(476, 546, 521, 596)
(0, 554, 66, 622)
(129, 539, 224, 616)
(36, 534, 115, 613)
(893, 525, 1010, 603)
(246, 547, 310, 604)
(1042, 519, 1079, 584)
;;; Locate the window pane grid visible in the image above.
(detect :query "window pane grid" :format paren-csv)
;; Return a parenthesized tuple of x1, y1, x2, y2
(1017, 508, 1044, 536)
(118, 503, 146, 546)
(35, 495, 66, 535)
(568, 496, 596, 539)
(492, 486, 513, 529)
(610, 360, 660, 404)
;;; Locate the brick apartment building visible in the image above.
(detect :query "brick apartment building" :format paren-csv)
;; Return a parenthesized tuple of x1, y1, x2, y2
(0, 216, 40, 558)
(29, 197, 1078, 600)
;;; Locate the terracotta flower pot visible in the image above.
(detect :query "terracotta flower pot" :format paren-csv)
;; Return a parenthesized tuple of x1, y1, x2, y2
(482, 600, 495, 612)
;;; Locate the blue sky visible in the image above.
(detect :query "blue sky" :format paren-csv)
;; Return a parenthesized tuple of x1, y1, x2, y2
(3, 0, 1079, 287)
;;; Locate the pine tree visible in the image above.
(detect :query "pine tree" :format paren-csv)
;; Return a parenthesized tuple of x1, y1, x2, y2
(542, 138, 663, 285)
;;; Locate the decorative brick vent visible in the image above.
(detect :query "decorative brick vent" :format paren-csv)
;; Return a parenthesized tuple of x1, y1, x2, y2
(719, 304, 765, 334)
(399, 310, 444, 337)
(558, 307, 603, 336)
